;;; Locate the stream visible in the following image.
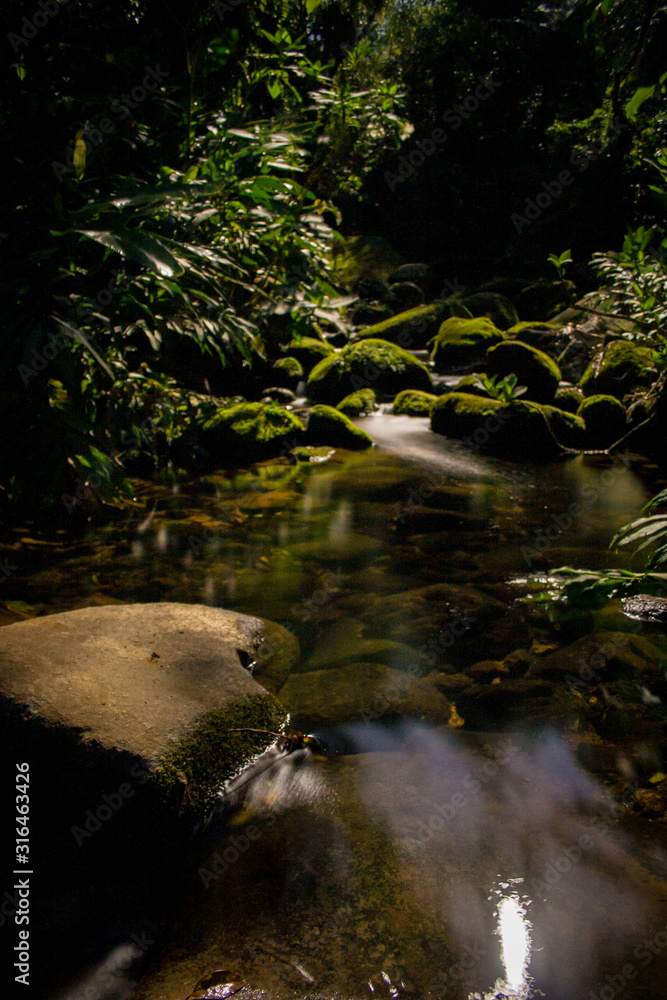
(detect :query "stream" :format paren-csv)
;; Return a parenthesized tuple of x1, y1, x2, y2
(5, 412, 667, 1000)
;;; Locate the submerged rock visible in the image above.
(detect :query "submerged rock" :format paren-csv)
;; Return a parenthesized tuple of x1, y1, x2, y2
(279, 663, 450, 728)
(307, 338, 433, 405)
(528, 631, 666, 681)
(306, 404, 374, 450)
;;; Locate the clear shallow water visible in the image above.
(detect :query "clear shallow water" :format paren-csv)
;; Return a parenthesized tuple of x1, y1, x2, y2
(3, 415, 667, 1000)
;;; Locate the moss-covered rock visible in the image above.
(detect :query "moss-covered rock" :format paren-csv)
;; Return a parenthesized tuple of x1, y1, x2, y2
(577, 394, 627, 449)
(389, 281, 425, 310)
(292, 445, 337, 464)
(456, 292, 519, 330)
(554, 386, 585, 413)
(201, 400, 305, 462)
(260, 387, 296, 403)
(515, 279, 575, 319)
(353, 302, 449, 350)
(336, 388, 377, 416)
(285, 336, 334, 374)
(535, 403, 586, 450)
(486, 340, 561, 403)
(430, 316, 506, 370)
(349, 302, 394, 327)
(306, 404, 373, 450)
(430, 393, 562, 459)
(307, 338, 433, 404)
(452, 374, 488, 397)
(579, 341, 655, 399)
(392, 389, 439, 416)
(271, 356, 303, 387)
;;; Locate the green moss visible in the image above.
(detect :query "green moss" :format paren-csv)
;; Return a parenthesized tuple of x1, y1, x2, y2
(272, 356, 304, 381)
(508, 321, 562, 334)
(578, 393, 627, 448)
(292, 445, 337, 463)
(430, 316, 505, 370)
(554, 387, 585, 413)
(486, 340, 561, 402)
(286, 336, 334, 373)
(306, 404, 373, 450)
(532, 403, 585, 449)
(201, 401, 305, 462)
(431, 393, 562, 459)
(307, 338, 433, 405)
(579, 341, 655, 399)
(157, 693, 289, 809)
(354, 303, 446, 349)
(337, 388, 377, 416)
(392, 389, 439, 416)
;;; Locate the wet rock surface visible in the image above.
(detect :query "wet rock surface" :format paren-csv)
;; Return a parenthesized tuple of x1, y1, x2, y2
(128, 727, 667, 1000)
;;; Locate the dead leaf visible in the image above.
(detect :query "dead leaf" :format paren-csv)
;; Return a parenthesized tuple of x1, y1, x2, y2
(185, 970, 244, 1000)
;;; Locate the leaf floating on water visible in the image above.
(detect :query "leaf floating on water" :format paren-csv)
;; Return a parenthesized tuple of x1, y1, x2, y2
(185, 970, 244, 999)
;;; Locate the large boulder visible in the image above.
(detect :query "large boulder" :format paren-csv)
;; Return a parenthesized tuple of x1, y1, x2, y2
(307, 338, 433, 405)
(430, 392, 563, 459)
(306, 404, 374, 450)
(430, 316, 505, 370)
(577, 394, 627, 449)
(536, 403, 586, 450)
(579, 341, 655, 399)
(200, 400, 305, 464)
(353, 302, 450, 350)
(485, 340, 561, 403)
(271, 356, 303, 387)
(0, 603, 296, 806)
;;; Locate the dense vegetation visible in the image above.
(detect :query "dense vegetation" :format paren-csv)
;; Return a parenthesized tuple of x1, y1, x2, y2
(2, 0, 667, 520)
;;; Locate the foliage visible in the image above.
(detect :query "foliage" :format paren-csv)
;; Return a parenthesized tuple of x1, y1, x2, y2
(471, 373, 528, 403)
(547, 249, 572, 281)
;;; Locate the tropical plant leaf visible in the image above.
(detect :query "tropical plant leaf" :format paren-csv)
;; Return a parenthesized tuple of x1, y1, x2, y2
(77, 229, 184, 277)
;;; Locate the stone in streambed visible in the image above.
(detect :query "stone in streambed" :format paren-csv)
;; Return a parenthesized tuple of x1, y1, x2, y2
(307, 338, 433, 405)
(621, 594, 667, 623)
(306, 404, 374, 450)
(430, 316, 505, 370)
(577, 394, 627, 449)
(485, 340, 561, 403)
(0, 603, 296, 806)
(278, 663, 451, 729)
(336, 388, 377, 416)
(579, 341, 655, 399)
(392, 389, 438, 416)
(527, 631, 666, 681)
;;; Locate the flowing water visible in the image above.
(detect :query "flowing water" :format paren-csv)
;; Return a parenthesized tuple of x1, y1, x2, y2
(4, 414, 667, 1000)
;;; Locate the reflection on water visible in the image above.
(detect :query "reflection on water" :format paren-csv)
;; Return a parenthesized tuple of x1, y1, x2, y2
(4, 416, 667, 1000)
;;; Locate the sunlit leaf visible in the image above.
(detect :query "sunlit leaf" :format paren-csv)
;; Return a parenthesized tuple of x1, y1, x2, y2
(76, 229, 184, 277)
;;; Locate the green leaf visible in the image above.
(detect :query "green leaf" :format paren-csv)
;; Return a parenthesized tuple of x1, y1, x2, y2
(76, 229, 184, 277)
(306, 0, 323, 11)
(625, 85, 655, 119)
